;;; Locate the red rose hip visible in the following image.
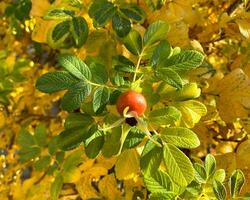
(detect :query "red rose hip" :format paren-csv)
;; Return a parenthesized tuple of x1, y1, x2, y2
(116, 90, 147, 116)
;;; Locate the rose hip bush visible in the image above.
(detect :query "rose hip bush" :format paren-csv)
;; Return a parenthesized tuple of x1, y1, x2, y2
(4, 0, 249, 199)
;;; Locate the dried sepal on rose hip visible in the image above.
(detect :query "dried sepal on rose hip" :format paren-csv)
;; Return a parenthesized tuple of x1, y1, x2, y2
(116, 90, 147, 117)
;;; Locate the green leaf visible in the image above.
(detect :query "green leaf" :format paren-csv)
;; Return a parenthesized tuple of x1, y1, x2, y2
(58, 54, 92, 80)
(113, 55, 135, 73)
(34, 156, 51, 171)
(160, 127, 200, 149)
(61, 82, 91, 111)
(152, 40, 171, 67)
(156, 68, 183, 89)
(51, 20, 71, 42)
(120, 4, 146, 23)
(140, 137, 162, 174)
(48, 137, 58, 156)
(163, 143, 194, 186)
(213, 180, 227, 200)
(112, 73, 126, 86)
(149, 192, 176, 200)
(145, 0, 166, 10)
(17, 128, 35, 147)
(194, 163, 207, 183)
(63, 150, 82, 172)
(148, 106, 181, 126)
(144, 170, 173, 193)
(64, 113, 94, 129)
(112, 13, 131, 37)
(56, 152, 65, 164)
(19, 147, 41, 162)
(101, 123, 130, 157)
(88, 0, 116, 26)
(89, 62, 109, 84)
(56, 127, 90, 151)
(160, 50, 204, 73)
(63, 0, 82, 8)
(172, 83, 201, 101)
(50, 173, 64, 200)
(34, 124, 47, 147)
(113, 55, 135, 66)
(205, 154, 216, 179)
(71, 16, 88, 48)
(143, 20, 169, 47)
(44, 9, 74, 20)
(102, 126, 123, 157)
(93, 87, 110, 112)
(229, 169, 245, 198)
(36, 71, 79, 93)
(123, 127, 145, 149)
(214, 169, 226, 182)
(85, 129, 104, 158)
(122, 30, 142, 55)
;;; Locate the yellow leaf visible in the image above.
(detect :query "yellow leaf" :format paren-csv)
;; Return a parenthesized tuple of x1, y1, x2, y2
(76, 173, 100, 199)
(0, 111, 5, 128)
(115, 149, 140, 180)
(30, 0, 50, 17)
(98, 174, 122, 200)
(236, 19, 250, 39)
(215, 69, 250, 122)
(215, 152, 237, 177)
(173, 100, 207, 128)
(63, 167, 81, 183)
(86, 166, 108, 180)
(236, 140, 250, 168)
(32, 18, 55, 43)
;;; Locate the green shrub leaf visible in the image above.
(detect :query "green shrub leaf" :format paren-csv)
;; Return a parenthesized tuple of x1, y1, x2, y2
(19, 147, 41, 162)
(144, 170, 173, 193)
(143, 20, 169, 47)
(229, 169, 245, 198)
(50, 173, 64, 200)
(122, 30, 142, 55)
(112, 13, 131, 37)
(61, 82, 91, 111)
(152, 40, 171, 67)
(85, 129, 104, 158)
(36, 71, 79, 93)
(161, 50, 204, 72)
(149, 192, 176, 200)
(213, 180, 227, 200)
(58, 54, 92, 80)
(205, 154, 216, 179)
(120, 4, 146, 23)
(140, 137, 162, 174)
(148, 106, 181, 126)
(93, 87, 110, 112)
(160, 127, 200, 149)
(163, 143, 194, 186)
(34, 124, 48, 147)
(64, 113, 94, 129)
(56, 127, 90, 151)
(71, 16, 88, 47)
(156, 68, 183, 89)
(88, 0, 116, 26)
(194, 163, 207, 183)
(34, 156, 51, 171)
(50, 20, 70, 43)
(89, 62, 109, 84)
(17, 128, 35, 147)
(44, 9, 74, 20)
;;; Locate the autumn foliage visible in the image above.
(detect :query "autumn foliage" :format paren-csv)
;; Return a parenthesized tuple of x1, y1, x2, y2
(0, 0, 250, 200)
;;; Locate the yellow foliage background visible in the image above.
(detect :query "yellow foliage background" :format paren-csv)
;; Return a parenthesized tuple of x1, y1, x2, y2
(0, 0, 250, 199)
